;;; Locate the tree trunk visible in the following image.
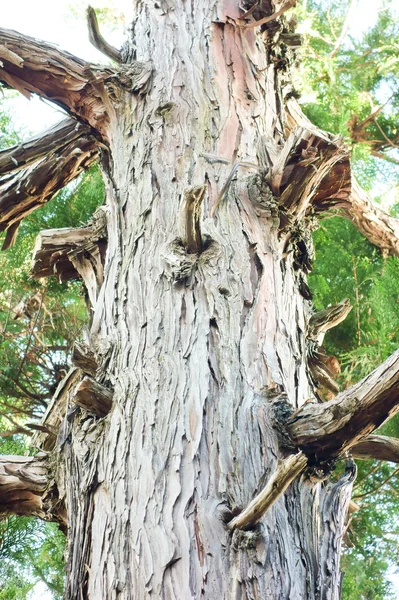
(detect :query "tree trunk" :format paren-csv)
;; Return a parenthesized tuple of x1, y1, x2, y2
(4, 2, 399, 599)
(56, 3, 353, 598)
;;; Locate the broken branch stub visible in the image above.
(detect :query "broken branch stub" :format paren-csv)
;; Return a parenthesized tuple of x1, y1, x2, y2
(72, 342, 98, 377)
(31, 218, 107, 308)
(0, 454, 66, 525)
(288, 348, 399, 462)
(228, 452, 308, 530)
(72, 376, 113, 417)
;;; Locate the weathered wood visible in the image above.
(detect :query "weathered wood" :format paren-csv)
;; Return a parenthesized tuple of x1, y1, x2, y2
(0, 118, 85, 175)
(31, 216, 107, 305)
(31, 227, 93, 280)
(72, 342, 98, 377)
(288, 348, 399, 461)
(87, 6, 122, 63)
(72, 376, 113, 417)
(352, 434, 399, 463)
(0, 136, 98, 245)
(0, 453, 65, 525)
(228, 452, 308, 530)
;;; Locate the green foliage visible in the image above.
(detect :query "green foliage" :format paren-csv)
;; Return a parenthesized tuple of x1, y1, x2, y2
(0, 518, 65, 599)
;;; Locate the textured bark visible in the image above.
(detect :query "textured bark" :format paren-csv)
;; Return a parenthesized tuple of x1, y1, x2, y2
(2, 2, 399, 599)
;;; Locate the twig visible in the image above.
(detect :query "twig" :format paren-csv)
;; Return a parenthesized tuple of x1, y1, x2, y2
(330, 0, 358, 59)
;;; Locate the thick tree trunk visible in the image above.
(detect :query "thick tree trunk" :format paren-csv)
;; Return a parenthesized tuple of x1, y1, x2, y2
(53, 3, 353, 598)
(5, 2, 399, 599)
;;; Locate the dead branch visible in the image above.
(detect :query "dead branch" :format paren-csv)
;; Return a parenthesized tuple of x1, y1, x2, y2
(227, 452, 308, 530)
(0, 135, 98, 247)
(87, 6, 122, 63)
(352, 435, 399, 464)
(288, 348, 399, 462)
(0, 118, 84, 175)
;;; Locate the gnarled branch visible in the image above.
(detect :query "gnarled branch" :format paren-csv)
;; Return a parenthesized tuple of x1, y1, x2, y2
(285, 98, 399, 257)
(0, 28, 151, 138)
(288, 348, 399, 462)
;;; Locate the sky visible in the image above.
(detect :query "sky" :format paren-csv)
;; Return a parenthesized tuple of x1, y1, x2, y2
(1, 1, 399, 599)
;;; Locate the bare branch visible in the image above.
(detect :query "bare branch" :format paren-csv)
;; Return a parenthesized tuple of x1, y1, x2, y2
(0, 119, 84, 175)
(288, 348, 399, 462)
(87, 6, 122, 63)
(329, 0, 358, 59)
(240, 0, 297, 29)
(352, 435, 399, 464)
(227, 452, 308, 530)
(0, 135, 98, 247)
